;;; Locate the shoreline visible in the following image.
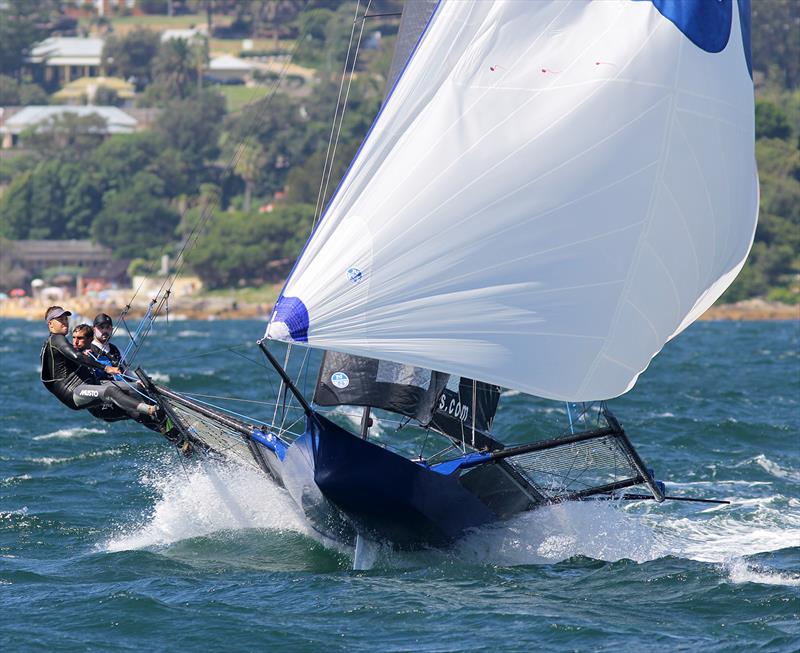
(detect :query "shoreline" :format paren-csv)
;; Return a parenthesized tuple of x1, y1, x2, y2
(1, 296, 797, 322)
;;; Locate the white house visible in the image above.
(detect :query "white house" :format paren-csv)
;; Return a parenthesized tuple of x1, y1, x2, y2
(26, 37, 105, 86)
(0, 105, 138, 148)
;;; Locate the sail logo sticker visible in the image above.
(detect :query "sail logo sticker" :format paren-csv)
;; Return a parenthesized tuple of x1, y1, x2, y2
(346, 267, 363, 284)
(331, 372, 350, 389)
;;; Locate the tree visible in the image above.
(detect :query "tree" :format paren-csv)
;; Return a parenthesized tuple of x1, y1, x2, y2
(752, 0, 800, 89)
(0, 0, 57, 76)
(155, 90, 226, 180)
(93, 85, 122, 107)
(91, 172, 180, 258)
(0, 161, 100, 240)
(88, 131, 192, 211)
(234, 142, 265, 211)
(152, 37, 200, 99)
(21, 113, 108, 163)
(186, 204, 313, 288)
(18, 82, 47, 105)
(102, 28, 161, 89)
(0, 75, 20, 104)
(756, 99, 793, 140)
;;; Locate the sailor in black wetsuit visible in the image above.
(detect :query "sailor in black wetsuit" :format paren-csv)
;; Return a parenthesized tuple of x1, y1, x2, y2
(39, 306, 157, 420)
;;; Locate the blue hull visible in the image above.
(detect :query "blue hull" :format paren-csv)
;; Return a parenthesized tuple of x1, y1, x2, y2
(300, 414, 500, 547)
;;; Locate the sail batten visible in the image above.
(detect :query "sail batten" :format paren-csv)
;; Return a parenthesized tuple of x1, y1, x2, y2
(267, 0, 757, 402)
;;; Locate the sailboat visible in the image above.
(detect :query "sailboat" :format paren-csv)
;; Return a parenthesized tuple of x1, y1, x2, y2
(132, 0, 757, 557)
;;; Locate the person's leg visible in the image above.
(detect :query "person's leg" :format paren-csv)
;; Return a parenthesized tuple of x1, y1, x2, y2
(73, 382, 155, 420)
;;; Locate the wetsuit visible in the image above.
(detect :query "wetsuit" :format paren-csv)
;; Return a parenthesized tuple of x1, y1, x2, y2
(40, 333, 150, 419)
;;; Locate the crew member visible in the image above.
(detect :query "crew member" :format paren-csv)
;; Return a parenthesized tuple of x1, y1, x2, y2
(89, 312, 125, 380)
(40, 306, 156, 420)
(71, 324, 93, 353)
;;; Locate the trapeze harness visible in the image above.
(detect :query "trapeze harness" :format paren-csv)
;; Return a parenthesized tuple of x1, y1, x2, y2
(40, 333, 151, 419)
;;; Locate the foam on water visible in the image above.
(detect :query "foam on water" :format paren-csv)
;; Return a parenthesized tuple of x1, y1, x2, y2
(100, 455, 800, 583)
(724, 558, 800, 586)
(103, 458, 310, 553)
(749, 454, 800, 482)
(32, 426, 107, 441)
(28, 447, 124, 466)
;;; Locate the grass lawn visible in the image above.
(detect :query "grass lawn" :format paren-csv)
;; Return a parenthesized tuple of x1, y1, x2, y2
(210, 84, 273, 112)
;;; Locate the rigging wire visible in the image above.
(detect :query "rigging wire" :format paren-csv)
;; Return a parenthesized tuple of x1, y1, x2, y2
(316, 0, 373, 229)
(311, 0, 363, 228)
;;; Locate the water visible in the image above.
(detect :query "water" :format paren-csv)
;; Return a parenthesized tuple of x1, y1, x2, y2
(2, 318, 798, 651)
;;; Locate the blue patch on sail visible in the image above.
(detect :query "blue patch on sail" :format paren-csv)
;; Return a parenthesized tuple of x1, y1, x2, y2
(272, 295, 309, 343)
(639, 0, 732, 53)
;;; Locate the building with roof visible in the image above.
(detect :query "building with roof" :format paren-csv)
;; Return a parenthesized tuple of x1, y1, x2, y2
(0, 105, 139, 149)
(206, 55, 255, 82)
(26, 37, 105, 88)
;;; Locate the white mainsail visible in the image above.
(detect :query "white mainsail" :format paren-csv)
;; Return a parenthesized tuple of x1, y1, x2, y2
(267, 0, 758, 402)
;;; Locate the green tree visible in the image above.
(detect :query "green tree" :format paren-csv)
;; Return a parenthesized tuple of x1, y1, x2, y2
(0, 161, 100, 240)
(0, 74, 20, 104)
(187, 203, 313, 288)
(752, 0, 800, 89)
(87, 131, 192, 218)
(18, 82, 47, 105)
(91, 172, 180, 258)
(755, 99, 792, 140)
(21, 113, 108, 163)
(93, 85, 122, 106)
(101, 28, 161, 88)
(155, 90, 226, 180)
(152, 38, 199, 99)
(0, 0, 57, 76)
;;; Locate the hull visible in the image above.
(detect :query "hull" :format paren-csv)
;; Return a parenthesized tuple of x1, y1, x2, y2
(306, 413, 500, 547)
(149, 379, 662, 550)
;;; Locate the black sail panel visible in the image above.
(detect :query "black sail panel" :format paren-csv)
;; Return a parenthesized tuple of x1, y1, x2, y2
(314, 350, 447, 424)
(314, 351, 502, 450)
(429, 377, 502, 450)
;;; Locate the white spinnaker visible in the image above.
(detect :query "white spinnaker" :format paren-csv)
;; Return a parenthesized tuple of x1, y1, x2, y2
(267, 0, 758, 402)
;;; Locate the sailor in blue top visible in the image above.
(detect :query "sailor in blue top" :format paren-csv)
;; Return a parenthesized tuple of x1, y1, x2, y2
(89, 313, 126, 380)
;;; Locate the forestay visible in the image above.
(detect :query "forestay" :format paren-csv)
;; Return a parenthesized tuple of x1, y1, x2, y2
(267, 0, 758, 402)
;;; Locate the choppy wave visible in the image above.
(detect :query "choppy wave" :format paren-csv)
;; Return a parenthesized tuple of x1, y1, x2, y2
(27, 447, 124, 466)
(32, 426, 107, 441)
(723, 558, 800, 586)
(748, 454, 800, 482)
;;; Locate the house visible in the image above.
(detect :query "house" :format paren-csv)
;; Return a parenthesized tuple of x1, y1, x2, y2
(0, 105, 139, 149)
(26, 37, 105, 88)
(206, 55, 255, 83)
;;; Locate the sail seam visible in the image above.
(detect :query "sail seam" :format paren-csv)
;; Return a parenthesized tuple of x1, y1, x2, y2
(576, 13, 684, 399)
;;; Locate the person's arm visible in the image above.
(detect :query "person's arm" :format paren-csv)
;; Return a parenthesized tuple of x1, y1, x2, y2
(50, 334, 119, 374)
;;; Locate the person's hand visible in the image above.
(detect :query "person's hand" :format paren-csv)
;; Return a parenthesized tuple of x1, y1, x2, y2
(105, 366, 121, 375)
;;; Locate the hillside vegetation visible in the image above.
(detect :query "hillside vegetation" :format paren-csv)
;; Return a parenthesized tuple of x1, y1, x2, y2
(0, 0, 797, 304)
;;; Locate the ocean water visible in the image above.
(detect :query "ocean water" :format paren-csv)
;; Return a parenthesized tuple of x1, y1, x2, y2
(1, 318, 798, 652)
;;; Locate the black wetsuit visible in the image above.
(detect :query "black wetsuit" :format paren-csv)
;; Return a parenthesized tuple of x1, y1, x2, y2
(40, 333, 147, 419)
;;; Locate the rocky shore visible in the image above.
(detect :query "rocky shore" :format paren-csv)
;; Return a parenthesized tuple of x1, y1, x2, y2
(1, 295, 797, 322)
